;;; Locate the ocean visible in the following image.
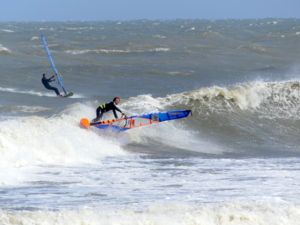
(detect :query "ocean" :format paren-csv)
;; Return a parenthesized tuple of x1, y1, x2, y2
(0, 19, 300, 224)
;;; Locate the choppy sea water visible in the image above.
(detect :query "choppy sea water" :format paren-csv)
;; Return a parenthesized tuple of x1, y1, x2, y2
(1, 19, 300, 224)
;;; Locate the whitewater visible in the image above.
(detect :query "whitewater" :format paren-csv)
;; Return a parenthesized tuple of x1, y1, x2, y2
(1, 19, 300, 224)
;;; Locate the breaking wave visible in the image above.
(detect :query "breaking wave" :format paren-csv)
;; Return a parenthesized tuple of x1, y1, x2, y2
(0, 87, 54, 97)
(163, 80, 300, 119)
(0, 103, 126, 185)
(65, 48, 170, 55)
(0, 87, 84, 98)
(0, 44, 12, 54)
(124, 80, 300, 155)
(1, 29, 14, 33)
(0, 202, 299, 225)
(1, 79, 300, 182)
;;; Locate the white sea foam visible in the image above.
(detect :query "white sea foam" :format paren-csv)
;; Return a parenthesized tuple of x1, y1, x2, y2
(1, 29, 14, 33)
(151, 48, 170, 52)
(30, 36, 39, 41)
(65, 49, 130, 55)
(166, 71, 193, 76)
(128, 120, 223, 154)
(165, 81, 266, 111)
(0, 105, 50, 113)
(0, 202, 299, 225)
(65, 26, 92, 31)
(17, 106, 49, 113)
(0, 87, 54, 97)
(0, 103, 125, 185)
(267, 21, 278, 25)
(159, 80, 300, 120)
(39, 27, 55, 31)
(0, 44, 12, 54)
(0, 113, 124, 167)
(153, 34, 167, 39)
(0, 87, 84, 98)
(65, 48, 170, 55)
(122, 94, 223, 154)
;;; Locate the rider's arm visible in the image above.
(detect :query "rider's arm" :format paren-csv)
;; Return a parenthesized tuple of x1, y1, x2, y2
(114, 105, 122, 113)
(112, 109, 118, 119)
(50, 75, 56, 81)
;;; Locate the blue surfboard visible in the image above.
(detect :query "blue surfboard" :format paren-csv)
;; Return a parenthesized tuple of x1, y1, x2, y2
(80, 110, 192, 132)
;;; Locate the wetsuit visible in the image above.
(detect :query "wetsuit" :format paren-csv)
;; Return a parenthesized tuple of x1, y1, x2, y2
(94, 101, 123, 122)
(41, 76, 60, 96)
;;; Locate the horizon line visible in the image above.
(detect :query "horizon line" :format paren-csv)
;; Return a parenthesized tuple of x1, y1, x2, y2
(0, 17, 299, 23)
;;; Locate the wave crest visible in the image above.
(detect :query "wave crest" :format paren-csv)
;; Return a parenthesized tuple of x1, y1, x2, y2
(0, 44, 12, 55)
(65, 48, 170, 55)
(0, 202, 299, 225)
(163, 80, 300, 119)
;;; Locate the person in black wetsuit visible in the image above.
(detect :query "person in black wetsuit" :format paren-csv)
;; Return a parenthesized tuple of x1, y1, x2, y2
(41, 73, 61, 96)
(92, 97, 126, 122)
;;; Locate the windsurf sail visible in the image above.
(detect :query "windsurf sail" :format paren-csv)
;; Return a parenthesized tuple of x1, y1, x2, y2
(40, 33, 67, 95)
(80, 109, 192, 132)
